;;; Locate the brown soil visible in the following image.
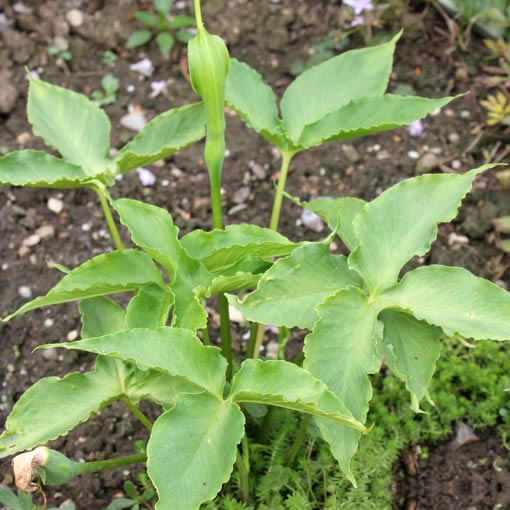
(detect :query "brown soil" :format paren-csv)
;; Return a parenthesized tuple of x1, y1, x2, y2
(1, 0, 510, 507)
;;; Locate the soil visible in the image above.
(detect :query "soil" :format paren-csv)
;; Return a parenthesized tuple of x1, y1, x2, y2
(1, 0, 510, 508)
(395, 430, 510, 509)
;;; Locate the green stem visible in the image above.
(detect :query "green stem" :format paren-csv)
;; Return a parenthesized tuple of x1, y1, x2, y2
(236, 449, 250, 504)
(284, 414, 313, 467)
(121, 397, 153, 431)
(202, 325, 211, 346)
(75, 452, 147, 476)
(193, 0, 203, 27)
(210, 171, 224, 230)
(95, 188, 125, 250)
(269, 151, 295, 231)
(250, 323, 265, 360)
(219, 294, 233, 380)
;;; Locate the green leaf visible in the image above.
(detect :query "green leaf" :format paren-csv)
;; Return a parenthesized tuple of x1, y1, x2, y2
(169, 16, 195, 29)
(280, 32, 401, 144)
(147, 392, 245, 510)
(0, 357, 124, 458)
(115, 103, 206, 174)
(2, 250, 164, 322)
(27, 76, 110, 174)
(154, 0, 173, 14)
(379, 310, 442, 412)
(180, 224, 297, 273)
(127, 30, 153, 48)
(225, 58, 287, 148)
(135, 11, 156, 27)
(126, 283, 174, 328)
(298, 94, 456, 148)
(41, 327, 227, 397)
(348, 165, 496, 293)
(196, 272, 262, 299)
(107, 499, 136, 510)
(114, 199, 211, 331)
(0, 151, 91, 188)
(156, 32, 174, 55)
(79, 296, 195, 410)
(176, 30, 194, 43)
(286, 193, 366, 251)
(381, 265, 510, 341)
(230, 360, 367, 431)
(80, 296, 126, 339)
(127, 370, 202, 410)
(303, 287, 380, 484)
(228, 243, 362, 329)
(0, 487, 23, 510)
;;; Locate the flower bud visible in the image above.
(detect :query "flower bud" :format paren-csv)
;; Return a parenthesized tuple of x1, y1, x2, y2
(13, 447, 78, 493)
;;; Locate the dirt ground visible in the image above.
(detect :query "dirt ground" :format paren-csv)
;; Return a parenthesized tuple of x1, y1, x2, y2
(1, 0, 510, 507)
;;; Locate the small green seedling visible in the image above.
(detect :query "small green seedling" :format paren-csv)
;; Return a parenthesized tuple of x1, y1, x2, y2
(91, 74, 120, 107)
(127, 0, 195, 57)
(107, 481, 156, 510)
(0, 485, 75, 510)
(102, 50, 118, 67)
(47, 45, 72, 62)
(1, 1, 509, 508)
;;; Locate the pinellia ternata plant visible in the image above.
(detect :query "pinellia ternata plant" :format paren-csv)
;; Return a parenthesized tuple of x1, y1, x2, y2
(1, 1, 510, 508)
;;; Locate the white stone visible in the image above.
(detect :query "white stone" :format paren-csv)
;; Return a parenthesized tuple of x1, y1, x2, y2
(67, 330, 79, 341)
(407, 150, 420, 160)
(35, 225, 55, 239)
(66, 9, 83, 27)
(18, 286, 32, 299)
(301, 209, 324, 233)
(44, 318, 54, 328)
(47, 197, 64, 214)
(22, 234, 40, 247)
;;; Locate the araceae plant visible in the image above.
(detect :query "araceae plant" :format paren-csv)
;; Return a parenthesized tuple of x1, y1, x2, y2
(1, 1, 509, 508)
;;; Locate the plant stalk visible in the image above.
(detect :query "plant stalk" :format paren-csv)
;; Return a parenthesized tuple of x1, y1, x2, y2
(269, 151, 295, 231)
(249, 323, 265, 360)
(75, 452, 147, 475)
(193, 0, 203, 27)
(121, 397, 153, 431)
(284, 414, 313, 467)
(95, 187, 125, 250)
(236, 449, 250, 504)
(219, 294, 233, 380)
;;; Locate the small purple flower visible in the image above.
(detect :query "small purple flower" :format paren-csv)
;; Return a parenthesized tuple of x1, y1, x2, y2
(343, 0, 374, 15)
(137, 168, 156, 187)
(408, 120, 424, 137)
(350, 15, 364, 27)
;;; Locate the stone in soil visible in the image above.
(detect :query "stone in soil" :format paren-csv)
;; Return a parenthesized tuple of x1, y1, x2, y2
(0, 73, 18, 113)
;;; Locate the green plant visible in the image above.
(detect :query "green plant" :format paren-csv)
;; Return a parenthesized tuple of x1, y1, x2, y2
(0, 485, 75, 510)
(47, 45, 72, 62)
(127, 0, 195, 56)
(107, 480, 156, 509)
(91, 74, 120, 107)
(1, 1, 510, 509)
(102, 50, 118, 67)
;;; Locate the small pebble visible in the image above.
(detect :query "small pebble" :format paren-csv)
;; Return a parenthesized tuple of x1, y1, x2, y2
(66, 9, 83, 27)
(452, 159, 462, 170)
(16, 132, 31, 144)
(47, 197, 64, 214)
(248, 160, 266, 179)
(416, 153, 439, 174)
(18, 286, 32, 299)
(233, 186, 250, 204)
(228, 305, 245, 323)
(53, 36, 69, 51)
(120, 107, 147, 132)
(460, 109, 471, 118)
(407, 150, 420, 160)
(67, 330, 79, 341)
(44, 318, 54, 328)
(301, 209, 324, 233)
(18, 246, 30, 257)
(35, 225, 55, 239)
(7, 364, 14, 373)
(1, 263, 8, 270)
(42, 348, 58, 361)
(22, 234, 40, 247)
(342, 144, 360, 163)
(81, 223, 91, 232)
(448, 132, 460, 144)
(448, 232, 469, 245)
(126, 84, 136, 93)
(137, 168, 156, 187)
(129, 58, 154, 77)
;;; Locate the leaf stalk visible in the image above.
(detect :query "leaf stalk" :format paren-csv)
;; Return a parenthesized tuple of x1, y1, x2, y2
(121, 397, 153, 431)
(95, 187, 125, 250)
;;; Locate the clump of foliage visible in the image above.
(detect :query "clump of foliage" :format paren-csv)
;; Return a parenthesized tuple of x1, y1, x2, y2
(0, 0, 509, 508)
(91, 74, 119, 107)
(127, 0, 195, 56)
(0, 485, 75, 510)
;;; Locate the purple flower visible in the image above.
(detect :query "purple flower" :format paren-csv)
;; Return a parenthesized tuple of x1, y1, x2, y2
(408, 120, 424, 137)
(350, 15, 364, 27)
(343, 0, 374, 15)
